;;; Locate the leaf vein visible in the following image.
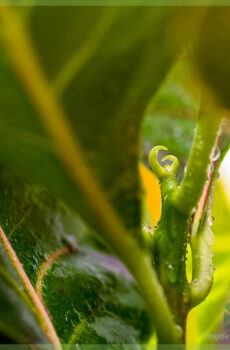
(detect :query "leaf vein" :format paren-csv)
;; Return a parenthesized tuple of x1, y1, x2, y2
(52, 7, 120, 96)
(35, 245, 73, 308)
(0, 226, 61, 347)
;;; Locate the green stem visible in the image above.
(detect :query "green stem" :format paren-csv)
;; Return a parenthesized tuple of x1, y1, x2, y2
(198, 133, 230, 231)
(189, 132, 230, 307)
(123, 247, 178, 344)
(173, 114, 222, 215)
(149, 147, 189, 342)
(149, 145, 179, 200)
(190, 218, 215, 308)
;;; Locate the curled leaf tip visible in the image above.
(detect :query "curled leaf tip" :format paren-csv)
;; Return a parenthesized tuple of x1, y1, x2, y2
(149, 146, 179, 180)
(162, 155, 179, 175)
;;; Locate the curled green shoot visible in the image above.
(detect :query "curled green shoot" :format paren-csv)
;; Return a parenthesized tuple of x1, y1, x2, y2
(149, 146, 179, 201)
(149, 146, 179, 179)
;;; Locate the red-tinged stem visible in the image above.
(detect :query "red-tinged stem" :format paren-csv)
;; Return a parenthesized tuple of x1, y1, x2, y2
(0, 227, 61, 348)
(36, 246, 73, 309)
(191, 136, 220, 237)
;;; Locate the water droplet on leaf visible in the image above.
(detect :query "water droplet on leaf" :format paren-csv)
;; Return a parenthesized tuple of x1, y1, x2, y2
(212, 146, 221, 161)
(168, 264, 177, 284)
(175, 324, 183, 338)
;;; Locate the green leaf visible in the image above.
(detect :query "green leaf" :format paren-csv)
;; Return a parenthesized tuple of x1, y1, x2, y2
(0, 6, 204, 343)
(141, 59, 198, 166)
(195, 8, 230, 111)
(141, 114, 195, 161)
(0, 266, 48, 344)
(0, 171, 151, 344)
(148, 58, 200, 120)
(0, 7, 202, 242)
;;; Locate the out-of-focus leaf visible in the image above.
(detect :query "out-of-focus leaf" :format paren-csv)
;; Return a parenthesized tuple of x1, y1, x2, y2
(0, 172, 151, 344)
(195, 8, 230, 112)
(149, 58, 200, 121)
(187, 180, 230, 345)
(0, 6, 203, 247)
(141, 114, 195, 162)
(141, 59, 197, 167)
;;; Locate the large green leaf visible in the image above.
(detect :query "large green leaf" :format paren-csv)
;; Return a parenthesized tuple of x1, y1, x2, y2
(0, 6, 204, 344)
(0, 6, 202, 244)
(0, 171, 151, 344)
(195, 8, 230, 111)
(141, 58, 198, 167)
(0, 263, 48, 344)
(147, 58, 200, 121)
(141, 114, 195, 162)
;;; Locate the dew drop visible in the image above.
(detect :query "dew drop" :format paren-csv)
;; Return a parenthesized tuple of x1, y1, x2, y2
(208, 216, 215, 227)
(212, 146, 221, 161)
(218, 123, 224, 137)
(168, 264, 177, 284)
(175, 325, 183, 338)
(182, 292, 189, 304)
(209, 163, 214, 174)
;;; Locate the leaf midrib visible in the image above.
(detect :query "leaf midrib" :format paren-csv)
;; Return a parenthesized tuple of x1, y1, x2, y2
(0, 226, 61, 346)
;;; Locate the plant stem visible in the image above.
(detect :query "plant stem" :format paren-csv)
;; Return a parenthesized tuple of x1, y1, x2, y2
(149, 115, 224, 341)
(149, 147, 190, 342)
(190, 219, 215, 308)
(173, 114, 222, 215)
(189, 131, 230, 307)
(123, 245, 178, 343)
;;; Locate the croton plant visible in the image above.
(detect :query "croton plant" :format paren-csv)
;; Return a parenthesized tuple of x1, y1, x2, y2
(0, 4, 230, 348)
